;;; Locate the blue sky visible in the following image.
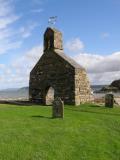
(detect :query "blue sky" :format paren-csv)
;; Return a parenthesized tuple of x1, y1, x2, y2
(0, 0, 120, 89)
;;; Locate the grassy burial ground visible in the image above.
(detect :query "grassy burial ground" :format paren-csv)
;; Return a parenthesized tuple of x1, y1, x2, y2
(0, 104, 120, 160)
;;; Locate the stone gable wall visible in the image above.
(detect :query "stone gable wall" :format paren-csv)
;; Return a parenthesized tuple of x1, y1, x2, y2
(29, 50, 76, 105)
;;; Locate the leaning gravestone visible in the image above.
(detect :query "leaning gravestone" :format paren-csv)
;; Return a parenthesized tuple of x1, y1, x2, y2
(52, 97, 64, 118)
(105, 94, 114, 108)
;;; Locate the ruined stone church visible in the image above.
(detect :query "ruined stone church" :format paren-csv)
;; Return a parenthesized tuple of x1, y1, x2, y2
(29, 27, 92, 105)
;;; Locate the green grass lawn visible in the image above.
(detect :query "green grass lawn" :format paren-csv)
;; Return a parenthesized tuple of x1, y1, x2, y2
(0, 104, 120, 160)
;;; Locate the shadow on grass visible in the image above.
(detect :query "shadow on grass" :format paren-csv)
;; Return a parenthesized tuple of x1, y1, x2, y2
(88, 104, 102, 108)
(31, 115, 52, 119)
(0, 100, 33, 106)
(31, 115, 64, 119)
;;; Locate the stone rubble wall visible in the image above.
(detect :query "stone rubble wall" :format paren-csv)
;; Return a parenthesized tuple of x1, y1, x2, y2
(29, 50, 76, 105)
(75, 69, 93, 105)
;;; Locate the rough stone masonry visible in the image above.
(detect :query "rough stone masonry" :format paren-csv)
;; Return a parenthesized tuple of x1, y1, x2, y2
(29, 27, 93, 105)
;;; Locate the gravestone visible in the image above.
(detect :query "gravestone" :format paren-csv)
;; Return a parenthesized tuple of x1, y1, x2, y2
(105, 94, 114, 108)
(52, 97, 64, 118)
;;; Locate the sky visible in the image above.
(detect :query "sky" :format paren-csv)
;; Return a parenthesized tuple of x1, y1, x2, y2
(0, 0, 120, 89)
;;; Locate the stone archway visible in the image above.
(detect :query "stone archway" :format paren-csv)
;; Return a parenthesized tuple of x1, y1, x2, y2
(45, 86, 54, 105)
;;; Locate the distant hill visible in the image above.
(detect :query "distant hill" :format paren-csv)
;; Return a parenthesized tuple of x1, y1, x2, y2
(100, 79, 120, 93)
(0, 85, 107, 100)
(91, 85, 107, 93)
(0, 87, 29, 100)
(110, 79, 120, 90)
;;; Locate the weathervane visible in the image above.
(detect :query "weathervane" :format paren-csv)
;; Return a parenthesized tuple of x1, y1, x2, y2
(48, 16, 57, 27)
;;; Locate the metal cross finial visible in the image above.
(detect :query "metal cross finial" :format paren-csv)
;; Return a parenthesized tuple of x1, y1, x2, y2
(48, 16, 57, 26)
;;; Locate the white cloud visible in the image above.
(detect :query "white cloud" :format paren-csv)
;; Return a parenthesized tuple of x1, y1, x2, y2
(89, 71, 120, 85)
(73, 53, 103, 72)
(65, 37, 120, 84)
(0, 0, 20, 29)
(101, 32, 110, 39)
(0, 0, 22, 55)
(12, 44, 43, 69)
(0, 0, 45, 89)
(0, 15, 20, 30)
(73, 52, 120, 73)
(0, 64, 5, 67)
(73, 51, 120, 84)
(65, 38, 84, 52)
(0, 0, 12, 16)
(0, 0, 40, 55)
(0, 42, 120, 88)
(0, 28, 13, 40)
(0, 44, 43, 89)
(19, 23, 38, 38)
(0, 40, 22, 55)
(0, 0, 39, 55)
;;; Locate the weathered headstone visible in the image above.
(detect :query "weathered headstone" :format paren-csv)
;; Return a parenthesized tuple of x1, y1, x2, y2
(52, 97, 64, 118)
(105, 94, 114, 108)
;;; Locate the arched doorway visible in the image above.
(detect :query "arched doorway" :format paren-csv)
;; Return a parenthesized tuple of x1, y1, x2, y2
(45, 86, 54, 105)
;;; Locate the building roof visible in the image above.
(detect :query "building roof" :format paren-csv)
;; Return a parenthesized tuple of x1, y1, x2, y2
(55, 49, 84, 69)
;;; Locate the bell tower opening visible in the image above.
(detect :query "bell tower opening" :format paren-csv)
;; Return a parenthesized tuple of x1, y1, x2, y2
(44, 30, 54, 51)
(44, 27, 63, 51)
